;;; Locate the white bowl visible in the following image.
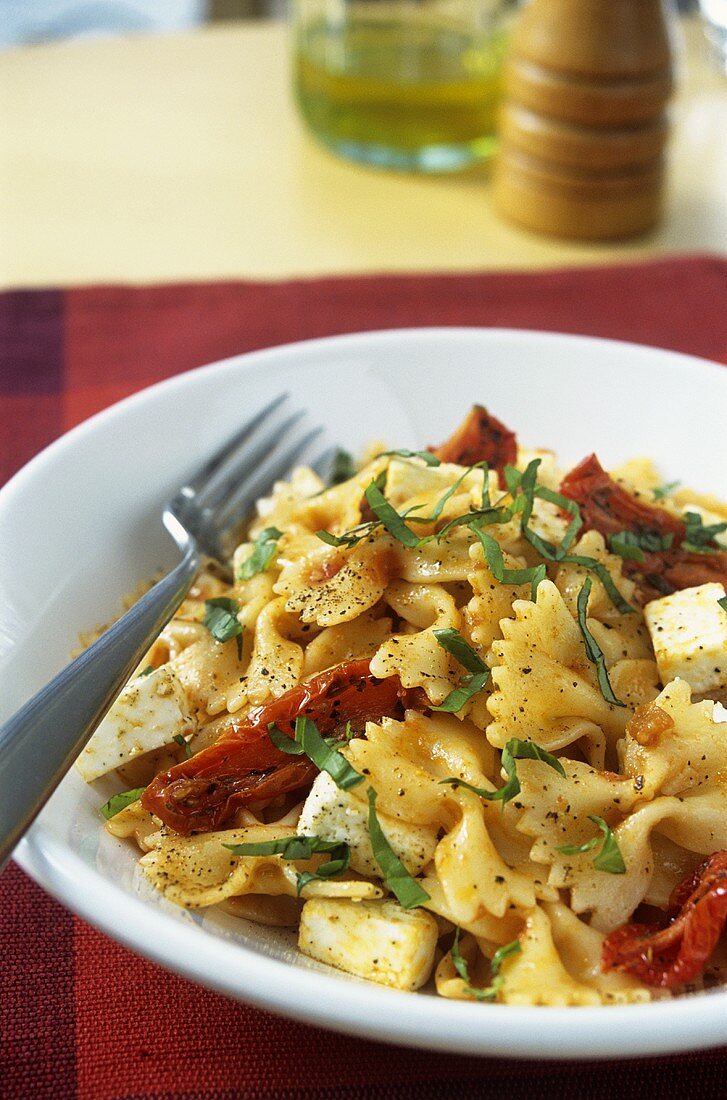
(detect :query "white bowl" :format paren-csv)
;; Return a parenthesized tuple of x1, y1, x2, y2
(3, 329, 727, 1060)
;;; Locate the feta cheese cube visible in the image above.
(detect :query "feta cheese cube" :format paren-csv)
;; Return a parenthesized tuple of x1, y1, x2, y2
(76, 665, 196, 781)
(299, 898, 438, 990)
(645, 582, 727, 695)
(297, 771, 437, 878)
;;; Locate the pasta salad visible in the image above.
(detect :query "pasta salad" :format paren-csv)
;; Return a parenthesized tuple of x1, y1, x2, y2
(77, 407, 727, 1005)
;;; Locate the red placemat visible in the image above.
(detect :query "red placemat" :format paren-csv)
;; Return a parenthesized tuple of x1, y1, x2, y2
(2, 255, 727, 1100)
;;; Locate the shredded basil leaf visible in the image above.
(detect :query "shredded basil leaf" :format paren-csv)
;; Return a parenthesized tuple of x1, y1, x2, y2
(379, 449, 441, 467)
(608, 533, 645, 563)
(329, 449, 357, 485)
(440, 737, 565, 806)
(472, 527, 547, 602)
(432, 628, 486, 676)
(270, 716, 364, 790)
(224, 834, 342, 859)
(682, 511, 727, 553)
(268, 722, 305, 754)
(576, 579, 625, 707)
(224, 834, 351, 894)
(295, 843, 351, 894)
(100, 787, 146, 820)
(504, 465, 632, 613)
(719, 596, 727, 614)
(432, 627, 490, 712)
(533, 484, 583, 555)
(406, 462, 490, 531)
(608, 529, 674, 564)
(652, 481, 680, 501)
(138, 665, 154, 678)
(203, 598, 243, 661)
(556, 814, 626, 874)
(363, 473, 421, 548)
(450, 927, 521, 1001)
(367, 787, 430, 909)
(433, 671, 490, 715)
(172, 733, 193, 759)
(236, 527, 282, 581)
(438, 777, 498, 799)
(560, 553, 633, 614)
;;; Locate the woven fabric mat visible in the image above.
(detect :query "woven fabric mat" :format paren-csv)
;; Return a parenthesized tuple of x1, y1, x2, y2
(2, 256, 727, 1100)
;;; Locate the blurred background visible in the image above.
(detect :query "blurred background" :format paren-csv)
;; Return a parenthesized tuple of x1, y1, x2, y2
(0, 0, 701, 46)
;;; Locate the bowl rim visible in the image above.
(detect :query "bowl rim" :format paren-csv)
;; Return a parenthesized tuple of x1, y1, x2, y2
(7, 326, 727, 1061)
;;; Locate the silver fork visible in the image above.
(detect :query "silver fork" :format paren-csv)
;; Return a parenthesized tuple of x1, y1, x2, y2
(0, 394, 329, 871)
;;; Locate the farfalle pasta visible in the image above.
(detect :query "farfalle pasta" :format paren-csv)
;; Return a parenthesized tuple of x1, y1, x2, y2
(78, 406, 727, 1002)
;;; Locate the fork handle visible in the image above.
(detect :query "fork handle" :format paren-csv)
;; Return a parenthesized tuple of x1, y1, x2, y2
(0, 548, 199, 872)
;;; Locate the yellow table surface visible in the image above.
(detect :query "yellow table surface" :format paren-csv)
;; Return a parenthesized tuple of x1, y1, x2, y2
(1, 17, 725, 288)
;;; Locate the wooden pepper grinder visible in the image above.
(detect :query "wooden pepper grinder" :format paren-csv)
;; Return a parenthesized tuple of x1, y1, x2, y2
(492, 0, 674, 240)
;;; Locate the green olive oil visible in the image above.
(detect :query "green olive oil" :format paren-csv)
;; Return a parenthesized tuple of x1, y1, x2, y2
(294, 16, 506, 171)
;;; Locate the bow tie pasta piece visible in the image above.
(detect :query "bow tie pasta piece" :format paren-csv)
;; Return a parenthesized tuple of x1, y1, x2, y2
(140, 824, 385, 909)
(621, 679, 727, 798)
(434, 791, 544, 921)
(511, 757, 639, 857)
(378, 710, 498, 787)
(541, 902, 651, 1004)
(384, 457, 495, 515)
(277, 536, 396, 627)
(486, 580, 630, 765)
(555, 531, 640, 629)
(464, 540, 531, 655)
(491, 906, 631, 1005)
(397, 530, 475, 585)
(436, 905, 650, 1005)
(244, 597, 304, 706)
(301, 610, 394, 677)
(256, 460, 384, 536)
(370, 581, 463, 706)
(344, 717, 549, 920)
(566, 789, 727, 934)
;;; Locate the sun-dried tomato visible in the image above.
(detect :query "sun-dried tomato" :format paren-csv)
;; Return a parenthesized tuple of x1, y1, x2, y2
(431, 405, 517, 480)
(560, 454, 727, 602)
(141, 659, 403, 835)
(601, 851, 727, 988)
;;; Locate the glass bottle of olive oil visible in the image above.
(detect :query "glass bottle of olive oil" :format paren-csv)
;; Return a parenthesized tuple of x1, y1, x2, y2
(292, 1, 513, 172)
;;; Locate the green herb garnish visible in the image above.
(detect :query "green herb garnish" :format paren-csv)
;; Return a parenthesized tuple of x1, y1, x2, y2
(682, 511, 727, 554)
(440, 737, 565, 806)
(329, 449, 357, 484)
(472, 527, 547, 602)
(314, 454, 631, 614)
(450, 927, 521, 1001)
(236, 527, 282, 581)
(269, 717, 364, 791)
(555, 814, 626, 874)
(379, 449, 441, 467)
(652, 481, 680, 501)
(719, 596, 727, 614)
(363, 472, 421, 549)
(203, 597, 243, 659)
(173, 733, 192, 759)
(576, 578, 625, 707)
(432, 627, 490, 712)
(608, 529, 674, 564)
(138, 665, 154, 678)
(367, 787, 430, 909)
(100, 788, 145, 820)
(223, 834, 351, 894)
